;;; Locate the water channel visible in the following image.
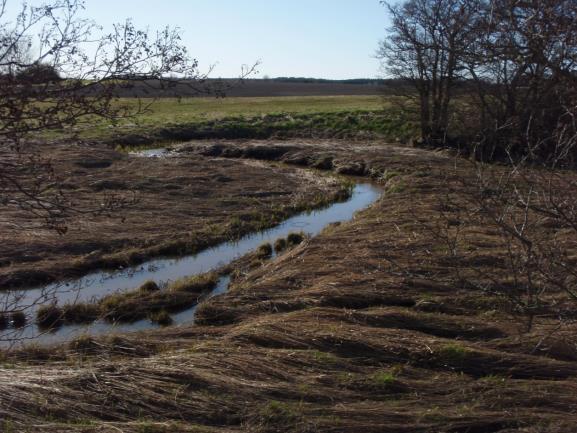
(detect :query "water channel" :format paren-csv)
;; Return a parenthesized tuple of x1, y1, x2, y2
(1, 152, 383, 347)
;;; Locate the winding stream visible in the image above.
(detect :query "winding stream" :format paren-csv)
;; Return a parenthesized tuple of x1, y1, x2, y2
(1, 153, 383, 347)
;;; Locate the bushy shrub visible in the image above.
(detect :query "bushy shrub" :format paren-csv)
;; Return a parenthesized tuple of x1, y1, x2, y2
(16, 63, 61, 83)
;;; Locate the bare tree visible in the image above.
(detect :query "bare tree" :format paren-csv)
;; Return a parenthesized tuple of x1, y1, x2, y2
(377, 0, 480, 144)
(0, 0, 255, 233)
(379, 0, 577, 162)
(380, 0, 577, 335)
(465, 0, 577, 162)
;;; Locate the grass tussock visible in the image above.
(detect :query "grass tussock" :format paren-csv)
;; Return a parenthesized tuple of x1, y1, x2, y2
(148, 310, 173, 326)
(36, 304, 63, 329)
(169, 272, 218, 293)
(100, 272, 219, 323)
(140, 280, 160, 293)
(286, 232, 305, 246)
(36, 302, 99, 329)
(272, 232, 305, 256)
(370, 370, 397, 387)
(62, 302, 101, 324)
(10, 311, 27, 328)
(274, 237, 287, 253)
(256, 242, 273, 259)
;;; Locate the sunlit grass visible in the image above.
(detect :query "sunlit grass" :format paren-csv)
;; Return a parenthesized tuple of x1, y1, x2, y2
(123, 95, 387, 122)
(36, 94, 419, 141)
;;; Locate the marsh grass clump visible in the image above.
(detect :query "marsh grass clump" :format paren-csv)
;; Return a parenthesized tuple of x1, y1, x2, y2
(100, 291, 158, 323)
(169, 272, 218, 293)
(258, 400, 301, 427)
(386, 179, 407, 195)
(149, 310, 173, 326)
(139, 280, 160, 293)
(256, 242, 273, 258)
(62, 303, 101, 324)
(10, 311, 26, 328)
(36, 304, 64, 329)
(382, 169, 401, 183)
(438, 343, 469, 363)
(100, 292, 136, 319)
(273, 233, 305, 255)
(371, 371, 396, 387)
(334, 184, 354, 202)
(274, 237, 288, 253)
(286, 232, 305, 246)
(100, 272, 218, 323)
(363, 367, 409, 393)
(0, 314, 8, 330)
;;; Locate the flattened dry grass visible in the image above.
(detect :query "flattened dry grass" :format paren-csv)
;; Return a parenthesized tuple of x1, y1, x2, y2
(3, 141, 577, 432)
(3, 336, 577, 432)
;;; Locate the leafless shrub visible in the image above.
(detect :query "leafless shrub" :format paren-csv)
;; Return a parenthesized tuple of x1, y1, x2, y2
(421, 128, 577, 332)
(0, 0, 257, 233)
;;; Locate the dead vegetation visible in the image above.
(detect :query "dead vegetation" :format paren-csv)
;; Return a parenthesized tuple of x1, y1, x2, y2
(0, 141, 344, 290)
(1, 140, 577, 432)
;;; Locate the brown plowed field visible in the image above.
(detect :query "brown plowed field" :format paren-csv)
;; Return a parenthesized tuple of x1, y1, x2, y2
(111, 79, 385, 98)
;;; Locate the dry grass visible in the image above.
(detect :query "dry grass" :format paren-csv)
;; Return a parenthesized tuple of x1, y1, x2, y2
(0, 141, 344, 290)
(2, 140, 577, 432)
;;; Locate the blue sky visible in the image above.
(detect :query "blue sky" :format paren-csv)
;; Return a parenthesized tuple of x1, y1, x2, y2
(80, 0, 389, 79)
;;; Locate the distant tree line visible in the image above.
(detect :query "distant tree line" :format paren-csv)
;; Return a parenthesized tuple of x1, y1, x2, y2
(263, 77, 387, 85)
(0, 0, 213, 234)
(0, 62, 62, 83)
(378, 0, 577, 165)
